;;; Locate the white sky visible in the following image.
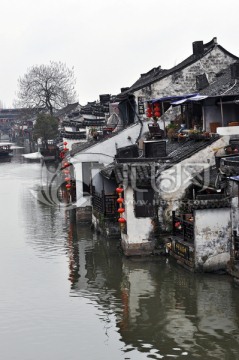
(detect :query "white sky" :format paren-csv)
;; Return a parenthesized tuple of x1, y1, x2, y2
(1, 0, 239, 108)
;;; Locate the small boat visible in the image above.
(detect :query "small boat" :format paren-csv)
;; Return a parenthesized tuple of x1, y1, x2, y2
(22, 152, 43, 161)
(0, 142, 13, 157)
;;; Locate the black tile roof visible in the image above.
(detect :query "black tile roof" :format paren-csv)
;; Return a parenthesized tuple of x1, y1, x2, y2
(200, 63, 239, 96)
(55, 103, 79, 117)
(121, 38, 238, 95)
(101, 136, 220, 184)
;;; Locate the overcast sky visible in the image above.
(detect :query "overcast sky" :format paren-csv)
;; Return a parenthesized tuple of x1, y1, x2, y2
(1, 0, 239, 108)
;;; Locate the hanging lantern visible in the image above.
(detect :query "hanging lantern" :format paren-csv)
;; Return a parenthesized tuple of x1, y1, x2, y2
(117, 197, 124, 204)
(65, 177, 71, 182)
(63, 161, 69, 167)
(146, 108, 152, 118)
(66, 183, 71, 189)
(64, 147, 69, 152)
(63, 141, 68, 146)
(116, 187, 123, 194)
(154, 111, 161, 117)
(117, 208, 125, 213)
(118, 217, 126, 223)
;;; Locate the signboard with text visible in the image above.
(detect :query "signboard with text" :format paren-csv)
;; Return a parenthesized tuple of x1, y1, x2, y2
(174, 241, 189, 260)
(138, 97, 145, 115)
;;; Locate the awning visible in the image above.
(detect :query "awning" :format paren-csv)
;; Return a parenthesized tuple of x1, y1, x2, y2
(146, 93, 198, 104)
(171, 94, 208, 106)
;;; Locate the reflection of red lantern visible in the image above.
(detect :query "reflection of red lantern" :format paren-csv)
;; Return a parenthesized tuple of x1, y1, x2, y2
(117, 208, 125, 213)
(117, 197, 124, 203)
(118, 217, 126, 223)
(116, 187, 123, 194)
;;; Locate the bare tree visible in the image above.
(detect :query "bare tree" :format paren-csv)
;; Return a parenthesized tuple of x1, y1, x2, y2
(17, 61, 77, 115)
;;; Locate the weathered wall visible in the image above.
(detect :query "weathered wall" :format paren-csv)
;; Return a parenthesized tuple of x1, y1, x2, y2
(157, 136, 230, 230)
(134, 47, 236, 101)
(121, 187, 155, 256)
(194, 208, 231, 272)
(71, 121, 149, 209)
(231, 194, 239, 234)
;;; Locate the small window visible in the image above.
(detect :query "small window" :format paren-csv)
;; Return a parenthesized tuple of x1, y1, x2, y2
(134, 188, 154, 218)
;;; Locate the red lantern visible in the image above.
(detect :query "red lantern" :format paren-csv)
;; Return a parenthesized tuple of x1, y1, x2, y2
(63, 161, 69, 167)
(65, 177, 71, 182)
(118, 217, 126, 223)
(66, 183, 71, 189)
(117, 197, 124, 203)
(117, 208, 125, 213)
(64, 148, 69, 152)
(146, 109, 152, 118)
(116, 187, 123, 194)
(63, 141, 68, 146)
(154, 111, 160, 117)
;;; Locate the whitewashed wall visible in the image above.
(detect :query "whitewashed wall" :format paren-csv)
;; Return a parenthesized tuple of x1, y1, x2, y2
(157, 136, 230, 228)
(121, 187, 154, 255)
(194, 208, 231, 272)
(70, 121, 149, 207)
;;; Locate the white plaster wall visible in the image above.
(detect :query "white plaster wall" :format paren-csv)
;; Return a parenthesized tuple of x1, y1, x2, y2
(194, 208, 231, 271)
(231, 196, 239, 234)
(83, 121, 148, 157)
(62, 138, 87, 151)
(157, 136, 230, 225)
(70, 121, 149, 209)
(71, 121, 149, 167)
(217, 126, 239, 136)
(121, 187, 153, 245)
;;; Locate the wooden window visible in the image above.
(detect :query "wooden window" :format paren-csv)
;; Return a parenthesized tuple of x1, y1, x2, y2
(134, 188, 154, 218)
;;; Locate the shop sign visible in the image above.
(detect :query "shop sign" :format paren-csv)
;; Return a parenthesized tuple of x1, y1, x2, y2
(174, 241, 189, 260)
(138, 97, 145, 115)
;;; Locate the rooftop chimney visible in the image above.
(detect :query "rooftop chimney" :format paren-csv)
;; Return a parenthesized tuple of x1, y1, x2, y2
(121, 87, 129, 93)
(193, 41, 204, 56)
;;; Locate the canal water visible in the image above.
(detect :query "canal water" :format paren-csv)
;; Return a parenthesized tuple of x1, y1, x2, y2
(1, 149, 239, 360)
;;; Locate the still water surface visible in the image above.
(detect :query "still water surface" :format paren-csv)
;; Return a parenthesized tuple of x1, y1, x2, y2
(0, 150, 239, 360)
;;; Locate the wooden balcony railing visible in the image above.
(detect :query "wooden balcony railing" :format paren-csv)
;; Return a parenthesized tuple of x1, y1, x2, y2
(92, 188, 118, 218)
(172, 211, 194, 243)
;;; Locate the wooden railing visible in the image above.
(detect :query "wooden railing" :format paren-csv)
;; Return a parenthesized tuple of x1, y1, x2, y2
(92, 188, 118, 218)
(172, 211, 194, 243)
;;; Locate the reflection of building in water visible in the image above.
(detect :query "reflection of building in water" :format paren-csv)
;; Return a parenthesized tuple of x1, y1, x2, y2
(66, 222, 239, 359)
(67, 219, 80, 285)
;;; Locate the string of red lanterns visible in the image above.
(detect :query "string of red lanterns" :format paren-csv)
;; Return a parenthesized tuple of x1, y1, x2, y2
(146, 102, 161, 119)
(62, 141, 71, 191)
(116, 186, 126, 226)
